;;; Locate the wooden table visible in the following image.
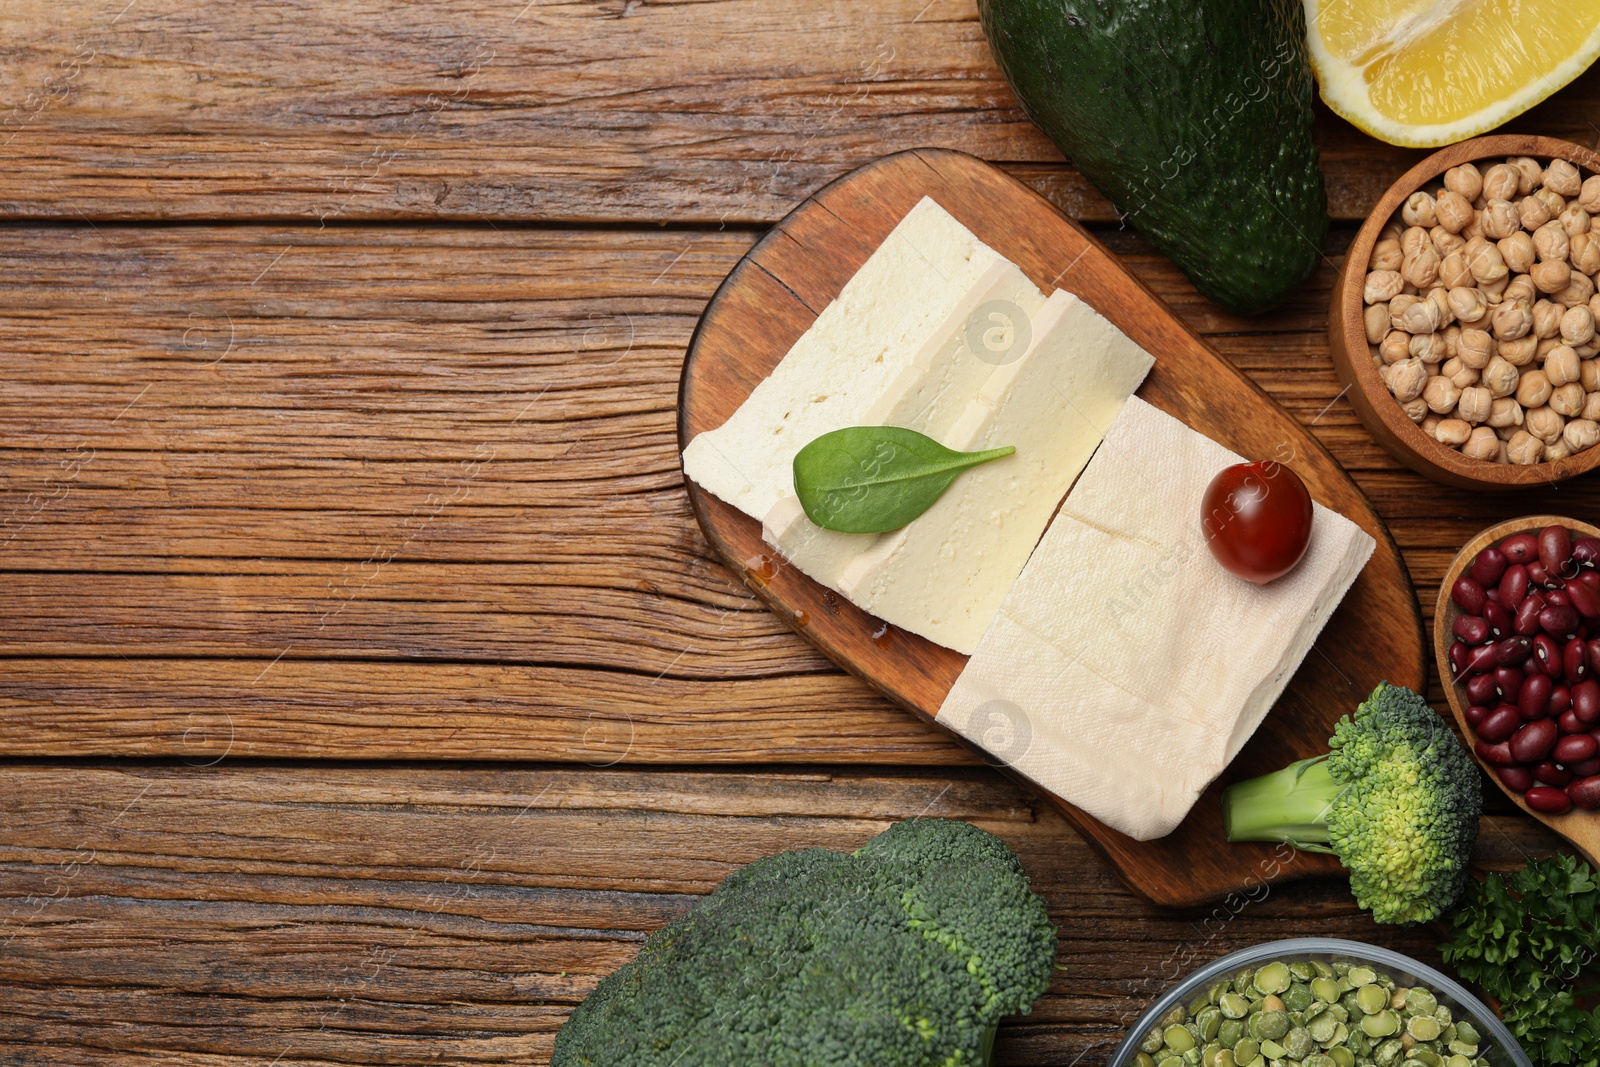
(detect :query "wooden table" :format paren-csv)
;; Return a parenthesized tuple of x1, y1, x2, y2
(0, 2, 1585, 1063)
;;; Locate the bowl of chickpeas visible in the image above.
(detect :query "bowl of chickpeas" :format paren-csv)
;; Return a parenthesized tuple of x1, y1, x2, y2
(1332, 135, 1600, 490)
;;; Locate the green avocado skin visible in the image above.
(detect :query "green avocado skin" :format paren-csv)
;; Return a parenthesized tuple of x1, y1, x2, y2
(978, 0, 1330, 315)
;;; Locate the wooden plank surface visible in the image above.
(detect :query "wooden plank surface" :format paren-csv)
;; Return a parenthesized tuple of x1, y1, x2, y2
(2, 0, 1599, 224)
(2, 222, 1593, 759)
(0, 763, 1568, 1065)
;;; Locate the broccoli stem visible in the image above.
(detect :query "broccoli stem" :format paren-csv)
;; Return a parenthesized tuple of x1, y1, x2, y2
(1222, 756, 1340, 853)
(977, 1024, 997, 1066)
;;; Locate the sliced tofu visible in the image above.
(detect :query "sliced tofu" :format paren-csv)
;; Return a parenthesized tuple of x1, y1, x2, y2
(760, 259, 1050, 591)
(936, 397, 1377, 841)
(835, 291, 1156, 653)
(682, 197, 1007, 523)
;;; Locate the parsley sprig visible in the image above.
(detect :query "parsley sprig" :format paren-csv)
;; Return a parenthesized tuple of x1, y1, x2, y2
(1441, 854, 1600, 1067)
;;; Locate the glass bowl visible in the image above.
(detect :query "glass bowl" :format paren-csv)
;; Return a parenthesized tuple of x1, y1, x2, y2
(1108, 938, 1531, 1067)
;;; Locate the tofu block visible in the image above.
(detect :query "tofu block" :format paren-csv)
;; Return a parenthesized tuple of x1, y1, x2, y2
(682, 197, 1007, 523)
(835, 291, 1156, 653)
(937, 397, 1377, 841)
(761, 259, 1050, 591)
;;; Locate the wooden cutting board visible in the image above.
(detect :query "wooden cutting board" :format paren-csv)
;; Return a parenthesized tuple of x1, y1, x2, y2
(677, 148, 1426, 908)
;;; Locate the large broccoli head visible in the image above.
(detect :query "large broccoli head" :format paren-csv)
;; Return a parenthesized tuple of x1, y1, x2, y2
(551, 818, 1057, 1067)
(1224, 682, 1482, 925)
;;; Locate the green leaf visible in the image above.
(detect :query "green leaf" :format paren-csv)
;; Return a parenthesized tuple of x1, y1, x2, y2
(792, 426, 1015, 534)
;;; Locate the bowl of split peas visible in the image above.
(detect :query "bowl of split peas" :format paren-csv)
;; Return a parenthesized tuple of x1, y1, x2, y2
(1109, 938, 1531, 1067)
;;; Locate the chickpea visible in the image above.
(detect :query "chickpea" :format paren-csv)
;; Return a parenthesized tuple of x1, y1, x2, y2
(1457, 385, 1492, 423)
(1463, 425, 1502, 461)
(1482, 199, 1521, 240)
(1421, 414, 1443, 438)
(1447, 286, 1489, 327)
(1482, 354, 1521, 397)
(1545, 437, 1574, 462)
(1562, 305, 1597, 346)
(1552, 382, 1587, 417)
(1401, 192, 1438, 229)
(1557, 271, 1596, 308)
(1385, 358, 1428, 402)
(1537, 336, 1564, 361)
(1369, 238, 1403, 272)
(1521, 195, 1554, 232)
(1431, 226, 1466, 256)
(1562, 203, 1593, 236)
(1510, 156, 1544, 195)
(1532, 299, 1564, 339)
(1443, 323, 1462, 361)
(1546, 343, 1582, 387)
(1412, 331, 1448, 364)
(1582, 357, 1600, 392)
(1504, 274, 1538, 306)
(1364, 302, 1390, 345)
(1498, 231, 1536, 273)
(1423, 373, 1462, 413)
(1482, 163, 1522, 202)
(1546, 158, 1583, 197)
(1435, 417, 1473, 446)
(1487, 397, 1524, 428)
(1569, 231, 1600, 275)
(1492, 299, 1534, 341)
(1517, 367, 1554, 407)
(1466, 239, 1509, 284)
(1457, 327, 1495, 368)
(1379, 329, 1412, 364)
(1445, 163, 1484, 203)
(1498, 334, 1540, 366)
(1533, 220, 1570, 262)
(1403, 248, 1441, 289)
(1364, 269, 1404, 304)
(1582, 175, 1600, 214)
(1438, 251, 1474, 290)
(1565, 418, 1600, 452)
(1507, 429, 1544, 464)
(1532, 259, 1573, 294)
(1584, 389, 1600, 422)
(1527, 404, 1566, 443)
(1535, 186, 1567, 219)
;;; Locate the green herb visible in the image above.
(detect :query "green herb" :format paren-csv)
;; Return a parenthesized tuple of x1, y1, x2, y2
(791, 426, 1015, 534)
(1440, 853, 1600, 1067)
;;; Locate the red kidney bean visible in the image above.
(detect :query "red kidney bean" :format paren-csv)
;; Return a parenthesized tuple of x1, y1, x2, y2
(1542, 604, 1581, 638)
(1519, 672, 1553, 718)
(1569, 757, 1600, 777)
(1453, 575, 1489, 614)
(1548, 589, 1573, 609)
(1452, 615, 1488, 645)
(1552, 684, 1573, 715)
(1497, 636, 1534, 666)
(1475, 739, 1517, 766)
(1471, 546, 1509, 586)
(1515, 594, 1546, 636)
(1571, 775, 1600, 808)
(1573, 680, 1600, 724)
(1526, 786, 1574, 814)
(1465, 643, 1498, 674)
(1535, 761, 1574, 787)
(1541, 524, 1574, 573)
(1534, 634, 1564, 676)
(1555, 733, 1599, 763)
(1497, 765, 1534, 793)
(1528, 559, 1553, 587)
(1465, 704, 1490, 728)
(1465, 672, 1500, 706)
(1589, 640, 1600, 672)
(1502, 532, 1539, 563)
(1561, 709, 1586, 734)
(1487, 588, 1501, 603)
(1575, 536, 1600, 567)
(1499, 565, 1530, 607)
(1510, 718, 1558, 762)
(1567, 637, 1591, 684)
(1478, 705, 1523, 743)
(1495, 666, 1526, 695)
(1561, 582, 1600, 621)
(1580, 570, 1600, 591)
(1484, 600, 1512, 638)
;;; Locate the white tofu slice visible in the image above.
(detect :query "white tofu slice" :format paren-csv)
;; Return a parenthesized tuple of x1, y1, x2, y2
(682, 197, 1007, 522)
(834, 291, 1156, 654)
(760, 259, 1050, 591)
(937, 397, 1377, 841)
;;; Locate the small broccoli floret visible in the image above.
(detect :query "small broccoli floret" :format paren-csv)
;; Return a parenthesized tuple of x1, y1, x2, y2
(551, 818, 1056, 1067)
(1223, 682, 1481, 924)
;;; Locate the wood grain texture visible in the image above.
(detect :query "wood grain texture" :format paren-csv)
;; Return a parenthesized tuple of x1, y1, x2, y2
(2, 0, 1600, 225)
(4, 221, 1600, 759)
(1330, 135, 1600, 490)
(678, 148, 1424, 905)
(0, 763, 1570, 1065)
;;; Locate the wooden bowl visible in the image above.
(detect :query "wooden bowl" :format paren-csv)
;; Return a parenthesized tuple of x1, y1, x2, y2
(1331, 134, 1600, 491)
(1434, 514, 1600, 864)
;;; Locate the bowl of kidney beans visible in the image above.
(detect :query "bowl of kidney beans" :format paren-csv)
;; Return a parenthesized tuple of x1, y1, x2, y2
(1437, 515, 1600, 817)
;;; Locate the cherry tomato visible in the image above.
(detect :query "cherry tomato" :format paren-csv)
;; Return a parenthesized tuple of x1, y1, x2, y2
(1201, 461, 1313, 585)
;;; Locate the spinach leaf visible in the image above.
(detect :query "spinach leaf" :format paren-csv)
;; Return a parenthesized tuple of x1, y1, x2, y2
(792, 426, 1015, 534)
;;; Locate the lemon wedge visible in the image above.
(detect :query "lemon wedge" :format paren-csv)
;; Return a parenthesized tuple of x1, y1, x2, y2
(1305, 0, 1600, 147)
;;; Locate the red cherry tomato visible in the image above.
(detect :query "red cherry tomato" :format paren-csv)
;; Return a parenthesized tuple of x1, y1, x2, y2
(1201, 461, 1313, 585)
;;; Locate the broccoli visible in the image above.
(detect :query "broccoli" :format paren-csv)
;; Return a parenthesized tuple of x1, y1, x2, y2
(1223, 682, 1481, 925)
(551, 818, 1057, 1067)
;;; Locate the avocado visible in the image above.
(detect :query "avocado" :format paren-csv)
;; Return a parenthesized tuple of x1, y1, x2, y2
(979, 0, 1329, 315)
